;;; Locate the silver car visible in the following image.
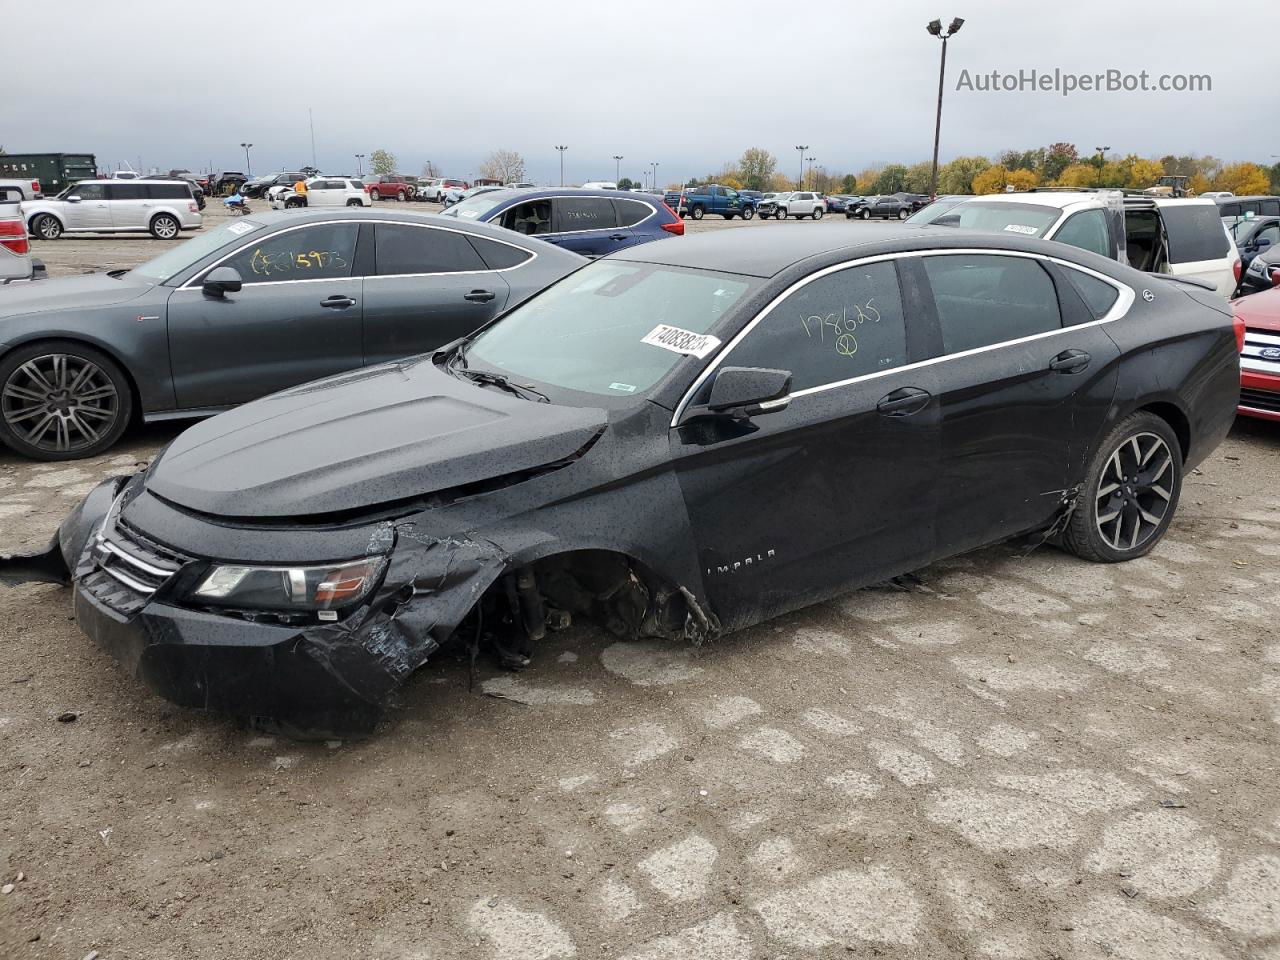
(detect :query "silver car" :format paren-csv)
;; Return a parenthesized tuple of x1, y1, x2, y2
(21, 179, 202, 240)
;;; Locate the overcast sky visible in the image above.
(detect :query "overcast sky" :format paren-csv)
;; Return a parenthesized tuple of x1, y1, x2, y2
(8, 0, 1257, 184)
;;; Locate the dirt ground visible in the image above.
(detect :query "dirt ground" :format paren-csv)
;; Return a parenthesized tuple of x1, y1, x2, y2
(1, 203, 1278, 960)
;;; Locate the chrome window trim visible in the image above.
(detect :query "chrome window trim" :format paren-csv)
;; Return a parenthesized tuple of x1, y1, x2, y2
(670, 248, 1134, 427)
(176, 218, 538, 290)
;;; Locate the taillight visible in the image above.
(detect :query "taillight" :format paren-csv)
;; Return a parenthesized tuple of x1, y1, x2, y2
(30, 180, 40, 196)
(1233, 257, 1242, 285)
(1271, 266, 1280, 288)
(0, 220, 29, 256)
(661, 203, 684, 235)
(188, 202, 198, 213)
(1233, 312, 1246, 353)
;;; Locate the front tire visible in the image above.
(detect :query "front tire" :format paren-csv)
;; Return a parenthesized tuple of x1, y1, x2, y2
(859, 208, 871, 220)
(31, 214, 63, 240)
(1061, 412, 1183, 563)
(397, 189, 407, 202)
(897, 208, 909, 220)
(149, 214, 180, 240)
(0, 341, 133, 460)
(741, 206, 755, 220)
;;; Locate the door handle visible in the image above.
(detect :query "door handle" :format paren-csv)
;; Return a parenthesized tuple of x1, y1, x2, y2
(608, 233, 628, 241)
(321, 295, 356, 308)
(464, 290, 496, 303)
(1049, 349, 1091, 373)
(876, 387, 931, 417)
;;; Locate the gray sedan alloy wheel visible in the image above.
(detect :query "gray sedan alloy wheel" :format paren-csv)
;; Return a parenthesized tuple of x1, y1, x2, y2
(0, 347, 131, 460)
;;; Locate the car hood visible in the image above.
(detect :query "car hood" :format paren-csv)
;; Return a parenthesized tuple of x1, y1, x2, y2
(0, 271, 156, 319)
(146, 359, 608, 520)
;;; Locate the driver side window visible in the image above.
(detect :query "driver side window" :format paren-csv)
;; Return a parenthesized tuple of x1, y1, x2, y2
(216, 223, 360, 284)
(727, 261, 908, 391)
(73, 183, 105, 201)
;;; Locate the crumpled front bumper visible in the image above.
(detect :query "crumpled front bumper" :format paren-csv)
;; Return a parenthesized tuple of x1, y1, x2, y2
(1, 476, 513, 736)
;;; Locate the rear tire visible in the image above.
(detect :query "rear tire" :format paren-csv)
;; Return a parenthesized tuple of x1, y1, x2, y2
(31, 214, 62, 240)
(812, 207, 824, 220)
(690, 205, 705, 220)
(0, 340, 133, 461)
(1061, 412, 1183, 563)
(346, 198, 362, 207)
(370, 188, 381, 201)
(149, 214, 180, 240)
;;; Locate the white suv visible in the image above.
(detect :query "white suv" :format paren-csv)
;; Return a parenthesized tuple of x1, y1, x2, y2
(913, 191, 1239, 298)
(23, 179, 202, 240)
(268, 177, 371, 209)
(775, 192, 827, 220)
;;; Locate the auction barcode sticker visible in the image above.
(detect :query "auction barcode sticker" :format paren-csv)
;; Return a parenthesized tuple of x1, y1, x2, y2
(641, 324, 721, 359)
(1003, 224, 1039, 235)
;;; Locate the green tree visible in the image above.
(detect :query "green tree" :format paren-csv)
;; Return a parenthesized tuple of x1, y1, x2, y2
(1269, 162, 1280, 194)
(937, 155, 991, 194)
(903, 161, 934, 194)
(738, 147, 777, 191)
(617, 177, 634, 190)
(370, 149, 397, 175)
(871, 164, 910, 194)
(840, 174, 858, 193)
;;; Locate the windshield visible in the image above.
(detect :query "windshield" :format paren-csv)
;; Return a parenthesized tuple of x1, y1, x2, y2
(905, 196, 966, 224)
(128, 220, 263, 283)
(1229, 218, 1260, 240)
(443, 189, 516, 219)
(464, 261, 755, 398)
(922, 200, 1062, 237)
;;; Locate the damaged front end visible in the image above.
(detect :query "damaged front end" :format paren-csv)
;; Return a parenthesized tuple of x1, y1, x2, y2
(1, 472, 716, 738)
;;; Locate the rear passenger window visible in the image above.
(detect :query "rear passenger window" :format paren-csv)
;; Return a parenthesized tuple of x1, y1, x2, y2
(556, 197, 617, 232)
(924, 255, 1061, 353)
(106, 184, 146, 200)
(1263, 200, 1280, 215)
(612, 199, 652, 227)
(467, 235, 533, 270)
(375, 224, 486, 276)
(728, 261, 907, 390)
(1160, 205, 1230, 264)
(144, 184, 188, 199)
(1063, 268, 1120, 319)
(1053, 209, 1111, 257)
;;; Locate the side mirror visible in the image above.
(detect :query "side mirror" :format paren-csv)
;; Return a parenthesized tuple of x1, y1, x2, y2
(705, 366, 792, 419)
(202, 266, 243, 298)
(1256, 237, 1273, 249)
(66, 195, 81, 203)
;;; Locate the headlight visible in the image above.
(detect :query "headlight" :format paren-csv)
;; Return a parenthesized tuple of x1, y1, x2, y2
(192, 557, 386, 615)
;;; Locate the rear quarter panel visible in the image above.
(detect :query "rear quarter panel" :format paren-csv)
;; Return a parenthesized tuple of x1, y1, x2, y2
(1101, 285, 1238, 470)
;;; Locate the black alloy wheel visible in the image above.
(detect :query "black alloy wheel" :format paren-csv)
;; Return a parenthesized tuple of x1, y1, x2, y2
(1062, 412, 1182, 562)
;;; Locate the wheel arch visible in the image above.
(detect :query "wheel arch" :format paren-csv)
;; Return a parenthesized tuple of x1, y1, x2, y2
(28, 210, 65, 233)
(1137, 400, 1191, 463)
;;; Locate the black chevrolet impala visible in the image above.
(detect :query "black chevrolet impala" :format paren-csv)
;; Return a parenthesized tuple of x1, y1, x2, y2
(1, 225, 1241, 734)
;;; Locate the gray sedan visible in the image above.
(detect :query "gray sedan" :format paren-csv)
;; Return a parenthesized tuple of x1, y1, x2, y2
(0, 209, 586, 460)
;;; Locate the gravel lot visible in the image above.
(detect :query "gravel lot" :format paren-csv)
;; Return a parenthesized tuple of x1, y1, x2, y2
(2, 201, 1278, 960)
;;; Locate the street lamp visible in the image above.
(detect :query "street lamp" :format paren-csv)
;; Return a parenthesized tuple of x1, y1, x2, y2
(651, 162, 660, 191)
(354, 153, 365, 176)
(555, 145, 568, 186)
(806, 156, 816, 190)
(795, 145, 808, 190)
(613, 155, 624, 184)
(240, 142, 253, 177)
(1094, 145, 1110, 167)
(926, 16, 965, 199)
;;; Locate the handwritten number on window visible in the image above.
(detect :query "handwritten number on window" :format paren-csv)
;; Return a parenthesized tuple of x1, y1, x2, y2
(799, 299, 881, 359)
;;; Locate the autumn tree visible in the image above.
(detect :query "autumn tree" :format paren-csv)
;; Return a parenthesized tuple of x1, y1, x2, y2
(738, 147, 777, 191)
(370, 149, 397, 175)
(1041, 143, 1078, 182)
(971, 165, 1038, 194)
(1214, 162, 1271, 196)
(1055, 163, 1099, 188)
(1126, 158, 1164, 189)
(479, 149, 526, 184)
(871, 164, 910, 194)
(937, 156, 991, 194)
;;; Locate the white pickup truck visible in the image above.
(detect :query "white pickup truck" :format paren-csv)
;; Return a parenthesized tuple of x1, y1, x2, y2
(0, 185, 43, 283)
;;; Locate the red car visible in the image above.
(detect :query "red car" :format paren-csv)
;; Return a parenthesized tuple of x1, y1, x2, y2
(1234, 288, 1280, 421)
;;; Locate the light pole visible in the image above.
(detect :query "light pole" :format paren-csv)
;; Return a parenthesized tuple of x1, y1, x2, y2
(926, 17, 965, 200)
(240, 142, 253, 177)
(651, 162, 660, 191)
(1094, 146, 1110, 186)
(555, 145, 568, 186)
(795, 145, 808, 189)
(806, 156, 816, 190)
(613, 155, 624, 184)
(355, 153, 365, 176)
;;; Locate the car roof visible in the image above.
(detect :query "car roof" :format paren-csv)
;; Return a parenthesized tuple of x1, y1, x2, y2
(612, 223, 1121, 279)
(959, 192, 1093, 209)
(1217, 195, 1279, 203)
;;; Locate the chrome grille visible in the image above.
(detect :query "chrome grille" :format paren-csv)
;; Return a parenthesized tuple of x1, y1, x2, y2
(1241, 328, 1280, 376)
(81, 520, 187, 615)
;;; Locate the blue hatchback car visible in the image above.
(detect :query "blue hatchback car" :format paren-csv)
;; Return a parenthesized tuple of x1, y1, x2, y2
(440, 187, 683, 257)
